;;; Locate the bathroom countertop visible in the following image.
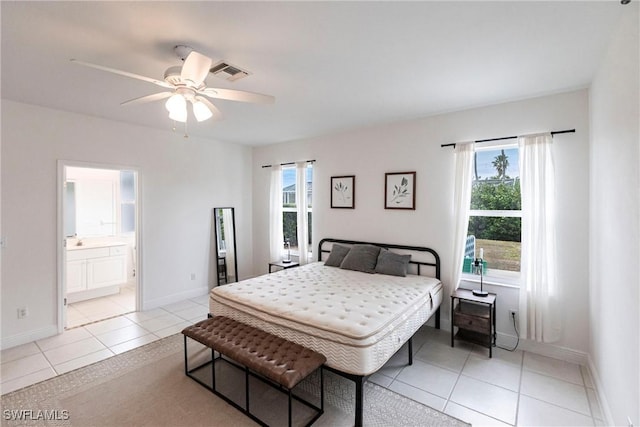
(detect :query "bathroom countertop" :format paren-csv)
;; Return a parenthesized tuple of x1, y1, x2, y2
(67, 241, 128, 251)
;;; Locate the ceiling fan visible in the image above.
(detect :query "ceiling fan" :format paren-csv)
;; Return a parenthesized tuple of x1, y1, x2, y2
(71, 45, 274, 125)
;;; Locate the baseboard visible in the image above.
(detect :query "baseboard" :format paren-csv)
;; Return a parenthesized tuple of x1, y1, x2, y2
(587, 355, 614, 426)
(440, 317, 589, 365)
(142, 286, 209, 311)
(1, 324, 59, 350)
(495, 331, 589, 365)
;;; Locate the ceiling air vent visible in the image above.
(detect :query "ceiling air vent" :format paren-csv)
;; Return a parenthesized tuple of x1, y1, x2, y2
(209, 61, 251, 82)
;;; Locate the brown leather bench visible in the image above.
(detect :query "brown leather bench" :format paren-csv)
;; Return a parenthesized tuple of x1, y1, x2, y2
(182, 316, 326, 427)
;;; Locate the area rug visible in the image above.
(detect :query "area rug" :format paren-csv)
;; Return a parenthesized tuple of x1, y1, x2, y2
(1, 334, 469, 427)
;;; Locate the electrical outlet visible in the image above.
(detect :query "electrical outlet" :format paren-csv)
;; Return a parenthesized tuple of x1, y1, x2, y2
(17, 307, 28, 319)
(509, 309, 518, 318)
(190, 273, 196, 281)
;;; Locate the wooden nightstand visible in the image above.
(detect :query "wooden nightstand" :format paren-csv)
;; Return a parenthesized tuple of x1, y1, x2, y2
(268, 260, 300, 273)
(451, 288, 497, 357)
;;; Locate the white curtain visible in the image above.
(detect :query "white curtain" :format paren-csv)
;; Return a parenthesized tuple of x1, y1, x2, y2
(269, 165, 284, 262)
(295, 162, 310, 264)
(451, 142, 475, 290)
(519, 133, 560, 343)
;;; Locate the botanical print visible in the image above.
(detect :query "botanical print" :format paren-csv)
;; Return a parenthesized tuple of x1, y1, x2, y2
(390, 176, 410, 204)
(385, 172, 415, 209)
(331, 176, 355, 208)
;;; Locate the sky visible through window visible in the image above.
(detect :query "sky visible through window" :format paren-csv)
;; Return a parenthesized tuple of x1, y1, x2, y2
(475, 147, 519, 179)
(282, 166, 312, 188)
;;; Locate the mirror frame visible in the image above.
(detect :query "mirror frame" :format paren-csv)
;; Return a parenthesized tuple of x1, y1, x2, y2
(213, 207, 238, 286)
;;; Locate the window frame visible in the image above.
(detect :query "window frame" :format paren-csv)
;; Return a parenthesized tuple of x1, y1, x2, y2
(281, 164, 313, 258)
(463, 142, 522, 286)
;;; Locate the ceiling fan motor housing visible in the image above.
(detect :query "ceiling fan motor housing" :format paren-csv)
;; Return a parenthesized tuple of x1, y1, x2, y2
(164, 66, 183, 85)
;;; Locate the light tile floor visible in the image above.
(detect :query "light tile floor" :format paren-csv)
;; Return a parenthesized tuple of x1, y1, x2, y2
(0, 293, 210, 395)
(67, 286, 136, 328)
(1, 295, 604, 426)
(368, 326, 605, 426)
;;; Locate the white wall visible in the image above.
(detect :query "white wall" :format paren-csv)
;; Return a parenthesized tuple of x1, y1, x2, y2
(0, 100, 253, 348)
(253, 90, 591, 357)
(589, 4, 639, 426)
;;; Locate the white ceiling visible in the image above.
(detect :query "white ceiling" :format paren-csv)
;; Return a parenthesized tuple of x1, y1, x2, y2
(1, 1, 624, 146)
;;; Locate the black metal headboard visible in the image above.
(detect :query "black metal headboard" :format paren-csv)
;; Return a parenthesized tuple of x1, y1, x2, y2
(317, 238, 440, 280)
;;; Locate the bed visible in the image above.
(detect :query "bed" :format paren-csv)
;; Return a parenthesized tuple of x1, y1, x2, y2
(209, 238, 442, 426)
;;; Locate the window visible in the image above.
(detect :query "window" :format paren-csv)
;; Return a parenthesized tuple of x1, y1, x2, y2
(465, 144, 521, 281)
(120, 170, 136, 235)
(281, 164, 313, 255)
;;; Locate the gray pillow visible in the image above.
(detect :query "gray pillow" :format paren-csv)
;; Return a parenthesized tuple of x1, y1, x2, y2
(339, 244, 381, 274)
(375, 249, 411, 277)
(324, 244, 351, 267)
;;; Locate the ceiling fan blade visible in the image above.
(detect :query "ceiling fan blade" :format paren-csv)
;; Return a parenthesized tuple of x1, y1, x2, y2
(70, 59, 174, 89)
(121, 91, 173, 106)
(200, 87, 275, 104)
(181, 51, 212, 86)
(195, 96, 223, 120)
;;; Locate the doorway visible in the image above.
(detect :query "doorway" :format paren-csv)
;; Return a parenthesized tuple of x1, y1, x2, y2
(58, 162, 141, 331)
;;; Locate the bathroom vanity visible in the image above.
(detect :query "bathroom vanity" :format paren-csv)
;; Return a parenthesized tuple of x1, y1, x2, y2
(66, 242, 127, 303)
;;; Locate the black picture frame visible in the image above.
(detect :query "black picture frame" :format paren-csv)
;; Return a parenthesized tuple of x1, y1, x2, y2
(331, 176, 355, 209)
(385, 172, 416, 210)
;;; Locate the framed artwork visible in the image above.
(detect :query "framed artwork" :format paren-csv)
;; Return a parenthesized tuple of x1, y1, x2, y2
(385, 172, 416, 210)
(331, 175, 355, 209)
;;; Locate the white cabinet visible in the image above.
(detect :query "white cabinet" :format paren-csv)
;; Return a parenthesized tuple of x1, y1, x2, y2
(66, 259, 87, 293)
(66, 244, 127, 302)
(87, 255, 127, 288)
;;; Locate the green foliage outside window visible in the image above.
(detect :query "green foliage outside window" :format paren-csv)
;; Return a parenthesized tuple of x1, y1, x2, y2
(469, 179, 521, 243)
(283, 211, 312, 247)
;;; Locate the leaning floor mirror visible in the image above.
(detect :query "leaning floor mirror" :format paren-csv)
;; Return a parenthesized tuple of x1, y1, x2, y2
(212, 207, 238, 286)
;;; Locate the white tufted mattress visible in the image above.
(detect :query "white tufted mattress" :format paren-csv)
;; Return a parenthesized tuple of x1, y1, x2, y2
(209, 262, 442, 376)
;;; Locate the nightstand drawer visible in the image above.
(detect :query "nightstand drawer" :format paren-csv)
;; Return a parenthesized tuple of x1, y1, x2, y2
(453, 311, 490, 334)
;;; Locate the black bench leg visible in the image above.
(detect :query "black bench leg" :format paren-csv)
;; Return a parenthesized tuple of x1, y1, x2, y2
(320, 368, 325, 412)
(288, 389, 293, 427)
(211, 348, 216, 391)
(245, 366, 250, 413)
(183, 335, 188, 375)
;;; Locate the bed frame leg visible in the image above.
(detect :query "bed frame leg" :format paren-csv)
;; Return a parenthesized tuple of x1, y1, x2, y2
(408, 337, 413, 365)
(354, 375, 364, 427)
(436, 306, 441, 329)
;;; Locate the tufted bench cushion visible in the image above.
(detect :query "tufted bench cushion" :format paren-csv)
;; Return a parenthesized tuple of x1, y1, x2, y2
(182, 316, 326, 390)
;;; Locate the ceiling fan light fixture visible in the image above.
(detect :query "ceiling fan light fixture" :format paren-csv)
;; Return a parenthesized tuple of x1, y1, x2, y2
(169, 108, 187, 123)
(168, 104, 187, 123)
(165, 93, 186, 113)
(192, 100, 213, 122)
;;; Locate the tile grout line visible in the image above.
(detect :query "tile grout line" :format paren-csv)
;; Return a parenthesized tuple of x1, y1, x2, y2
(520, 356, 597, 423)
(441, 342, 472, 416)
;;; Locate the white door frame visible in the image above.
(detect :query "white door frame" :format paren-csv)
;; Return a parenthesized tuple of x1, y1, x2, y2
(57, 160, 143, 333)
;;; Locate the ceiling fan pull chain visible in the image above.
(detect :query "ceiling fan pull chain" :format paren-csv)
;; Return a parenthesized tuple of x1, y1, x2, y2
(184, 121, 189, 139)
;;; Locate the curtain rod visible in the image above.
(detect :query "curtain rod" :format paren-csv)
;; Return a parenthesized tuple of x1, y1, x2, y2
(261, 159, 316, 168)
(440, 129, 575, 148)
